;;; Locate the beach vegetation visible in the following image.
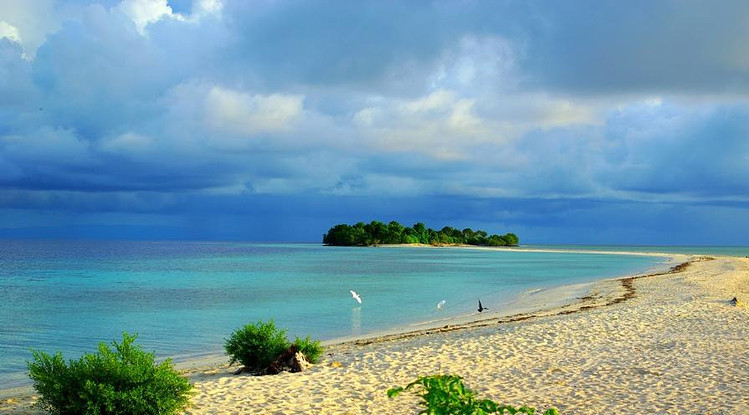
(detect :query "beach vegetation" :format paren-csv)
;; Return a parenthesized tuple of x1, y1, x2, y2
(225, 320, 324, 373)
(27, 332, 193, 415)
(225, 320, 289, 371)
(323, 220, 519, 247)
(388, 374, 558, 415)
(291, 335, 324, 364)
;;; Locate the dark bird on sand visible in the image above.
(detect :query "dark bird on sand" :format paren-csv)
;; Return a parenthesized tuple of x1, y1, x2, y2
(478, 299, 487, 313)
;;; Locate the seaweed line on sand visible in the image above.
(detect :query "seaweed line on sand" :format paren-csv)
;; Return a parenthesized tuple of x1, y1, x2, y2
(349, 258, 708, 347)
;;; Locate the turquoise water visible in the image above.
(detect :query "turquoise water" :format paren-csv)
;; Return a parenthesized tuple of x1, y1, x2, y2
(0, 241, 677, 389)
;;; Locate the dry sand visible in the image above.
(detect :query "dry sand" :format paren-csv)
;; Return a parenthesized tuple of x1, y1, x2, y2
(2, 255, 748, 414)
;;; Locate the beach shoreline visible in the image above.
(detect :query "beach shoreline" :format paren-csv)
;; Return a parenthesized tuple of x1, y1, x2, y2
(0, 246, 674, 393)
(3, 252, 747, 413)
(320, 254, 684, 348)
(189, 254, 748, 413)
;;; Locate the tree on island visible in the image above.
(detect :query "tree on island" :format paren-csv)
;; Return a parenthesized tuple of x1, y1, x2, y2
(322, 220, 518, 247)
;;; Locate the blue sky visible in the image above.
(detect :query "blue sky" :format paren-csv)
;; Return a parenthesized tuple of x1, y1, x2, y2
(1, 0, 748, 244)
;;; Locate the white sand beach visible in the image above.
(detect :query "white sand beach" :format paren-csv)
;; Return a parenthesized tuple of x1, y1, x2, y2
(2, 255, 748, 414)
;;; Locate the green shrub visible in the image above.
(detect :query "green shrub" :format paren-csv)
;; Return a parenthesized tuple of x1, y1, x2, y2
(225, 320, 290, 371)
(388, 374, 558, 415)
(225, 321, 325, 372)
(291, 335, 323, 364)
(27, 332, 193, 415)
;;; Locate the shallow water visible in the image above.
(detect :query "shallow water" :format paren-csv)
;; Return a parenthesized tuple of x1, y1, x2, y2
(0, 241, 671, 389)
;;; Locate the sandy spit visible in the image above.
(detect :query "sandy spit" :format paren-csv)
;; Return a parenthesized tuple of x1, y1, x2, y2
(2, 255, 748, 414)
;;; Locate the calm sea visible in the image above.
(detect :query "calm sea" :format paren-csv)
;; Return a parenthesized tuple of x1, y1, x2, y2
(2, 240, 741, 389)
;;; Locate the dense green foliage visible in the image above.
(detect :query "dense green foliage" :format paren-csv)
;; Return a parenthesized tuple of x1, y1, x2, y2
(291, 335, 324, 364)
(27, 332, 193, 415)
(225, 320, 324, 371)
(388, 375, 558, 415)
(323, 220, 518, 247)
(225, 320, 290, 371)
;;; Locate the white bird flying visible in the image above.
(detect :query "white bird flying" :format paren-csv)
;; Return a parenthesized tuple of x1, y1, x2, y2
(350, 290, 362, 304)
(436, 300, 446, 310)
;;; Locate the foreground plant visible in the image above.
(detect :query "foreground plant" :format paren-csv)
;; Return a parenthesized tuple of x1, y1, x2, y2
(27, 332, 193, 415)
(225, 320, 289, 371)
(225, 320, 324, 373)
(291, 335, 323, 364)
(388, 375, 558, 415)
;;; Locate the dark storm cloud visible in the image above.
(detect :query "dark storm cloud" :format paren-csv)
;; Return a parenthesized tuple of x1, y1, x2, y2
(520, 0, 749, 94)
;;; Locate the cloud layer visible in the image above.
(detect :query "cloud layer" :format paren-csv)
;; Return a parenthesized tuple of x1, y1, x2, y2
(1, 0, 748, 244)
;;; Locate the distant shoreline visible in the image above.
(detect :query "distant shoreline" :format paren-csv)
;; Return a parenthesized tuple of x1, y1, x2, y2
(374, 243, 676, 257)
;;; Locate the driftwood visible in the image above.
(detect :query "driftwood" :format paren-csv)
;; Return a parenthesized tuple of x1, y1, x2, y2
(266, 345, 311, 374)
(231, 345, 313, 375)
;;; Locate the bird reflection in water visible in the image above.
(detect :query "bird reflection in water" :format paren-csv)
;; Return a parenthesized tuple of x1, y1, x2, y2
(351, 307, 362, 336)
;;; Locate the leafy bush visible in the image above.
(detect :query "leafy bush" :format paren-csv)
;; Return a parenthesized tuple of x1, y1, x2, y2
(27, 332, 193, 415)
(291, 335, 323, 364)
(388, 375, 558, 415)
(225, 320, 291, 371)
(225, 320, 325, 373)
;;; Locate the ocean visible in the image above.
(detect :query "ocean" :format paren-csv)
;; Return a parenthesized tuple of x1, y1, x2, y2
(2, 240, 742, 390)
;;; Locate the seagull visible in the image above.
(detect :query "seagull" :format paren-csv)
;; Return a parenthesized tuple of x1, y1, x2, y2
(436, 300, 446, 310)
(350, 290, 362, 304)
(478, 299, 488, 313)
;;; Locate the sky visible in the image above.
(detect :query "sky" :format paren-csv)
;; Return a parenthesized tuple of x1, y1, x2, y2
(1, 0, 748, 245)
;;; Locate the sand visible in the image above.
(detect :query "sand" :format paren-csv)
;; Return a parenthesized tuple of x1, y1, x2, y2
(2, 255, 748, 414)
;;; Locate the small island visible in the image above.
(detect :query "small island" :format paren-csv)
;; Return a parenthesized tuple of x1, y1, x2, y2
(322, 220, 518, 247)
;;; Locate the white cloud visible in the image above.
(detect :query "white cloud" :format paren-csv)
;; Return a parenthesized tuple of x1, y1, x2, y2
(99, 132, 155, 157)
(204, 86, 304, 135)
(351, 91, 484, 160)
(448, 99, 484, 134)
(352, 107, 381, 127)
(118, 0, 223, 35)
(119, 0, 178, 35)
(194, 0, 223, 16)
(527, 96, 598, 129)
(400, 89, 456, 113)
(347, 35, 597, 163)
(0, 0, 61, 58)
(0, 21, 22, 44)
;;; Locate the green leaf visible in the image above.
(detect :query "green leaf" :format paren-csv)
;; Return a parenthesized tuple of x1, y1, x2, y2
(387, 387, 404, 398)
